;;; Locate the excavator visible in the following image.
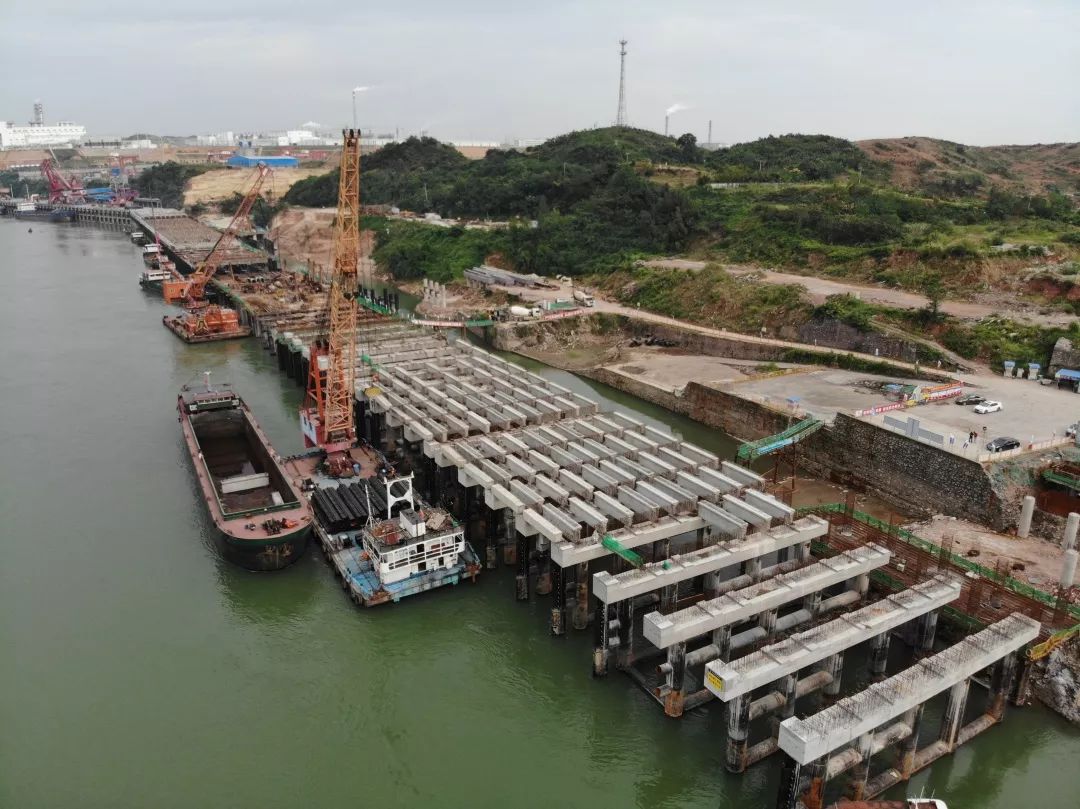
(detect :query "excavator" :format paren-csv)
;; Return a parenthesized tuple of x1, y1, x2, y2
(161, 164, 272, 342)
(300, 130, 361, 476)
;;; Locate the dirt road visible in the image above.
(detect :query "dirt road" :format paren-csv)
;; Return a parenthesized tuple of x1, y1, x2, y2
(640, 259, 1075, 325)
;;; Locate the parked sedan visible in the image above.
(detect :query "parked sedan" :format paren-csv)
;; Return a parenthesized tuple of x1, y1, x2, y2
(986, 436, 1021, 452)
(955, 393, 985, 405)
(973, 400, 1003, 414)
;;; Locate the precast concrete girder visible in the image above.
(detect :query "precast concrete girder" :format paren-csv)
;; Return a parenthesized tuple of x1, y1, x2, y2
(744, 489, 796, 525)
(696, 500, 749, 539)
(557, 468, 594, 499)
(484, 483, 526, 514)
(509, 479, 545, 509)
(528, 451, 561, 477)
(504, 454, 537, 482)
(591, 490, 635, 530)
(533, 473, 571, 506)
(721, 494, 772, 531)
(721, 461, 765, 490)
(697, 466, 743, 495)
(676, 471, 722, 503)
(551, 514, 708, 567)
(540, 503, 584, 542)
(567, 496, 608, 533)
(458, 463, 495, 490)
(598, 460, 637, 486)
(580, 464, 620, 495)
(617, 485, 660, 522)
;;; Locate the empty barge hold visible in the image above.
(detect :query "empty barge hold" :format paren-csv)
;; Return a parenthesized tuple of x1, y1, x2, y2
(178, 376, 312, 570)
(311, 474, 480, 606)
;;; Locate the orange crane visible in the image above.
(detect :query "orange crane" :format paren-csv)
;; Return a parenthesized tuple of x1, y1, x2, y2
(300, 131, 361, 472)
(161, 164, 272, 342)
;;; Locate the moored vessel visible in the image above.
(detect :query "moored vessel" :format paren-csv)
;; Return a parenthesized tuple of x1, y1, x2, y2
(178, 374, 312, 570)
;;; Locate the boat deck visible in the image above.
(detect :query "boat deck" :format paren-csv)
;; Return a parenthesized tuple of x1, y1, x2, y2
(316, 525, 480, 606)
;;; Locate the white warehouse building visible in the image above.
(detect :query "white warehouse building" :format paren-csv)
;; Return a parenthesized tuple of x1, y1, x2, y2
(0, 120, 86, 150)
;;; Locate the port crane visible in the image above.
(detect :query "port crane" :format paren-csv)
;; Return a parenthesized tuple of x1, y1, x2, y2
(40, 156, 85, 204)
(301, 130, 361, 474)
(162, 163, 271, 339)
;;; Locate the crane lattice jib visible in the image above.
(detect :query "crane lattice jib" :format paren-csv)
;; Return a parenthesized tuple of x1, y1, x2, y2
(185, 164, 273, 303)
(322, 130, 362, 448)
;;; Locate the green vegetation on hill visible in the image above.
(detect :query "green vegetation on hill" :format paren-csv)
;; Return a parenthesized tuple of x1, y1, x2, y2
(135, 162, 214, 209)
(0, 170, 48, 198)
(707, 134, 885, 182)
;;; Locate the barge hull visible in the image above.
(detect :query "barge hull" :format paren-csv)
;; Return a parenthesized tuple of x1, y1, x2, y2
(164, 315, 251, 343)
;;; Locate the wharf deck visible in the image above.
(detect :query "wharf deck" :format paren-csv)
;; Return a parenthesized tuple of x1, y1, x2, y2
(129, 207, 267, 273)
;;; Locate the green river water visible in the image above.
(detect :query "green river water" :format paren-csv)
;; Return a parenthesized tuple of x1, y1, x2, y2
(2, 219, 1078, 808)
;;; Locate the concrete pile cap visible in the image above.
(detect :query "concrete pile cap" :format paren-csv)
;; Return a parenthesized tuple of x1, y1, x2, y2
(706, 574, 962, 700)
(778, 613, 1041, 764)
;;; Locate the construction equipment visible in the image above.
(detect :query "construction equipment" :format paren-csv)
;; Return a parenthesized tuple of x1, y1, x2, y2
(161, 164, 271, 342)
(601, 534, 645, 568)
(1028, 622, 1080, 661)
(300, 130, 361, 473)
(40, 156, 85, 204)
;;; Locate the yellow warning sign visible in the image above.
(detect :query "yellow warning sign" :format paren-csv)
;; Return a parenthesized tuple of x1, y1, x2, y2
(705, 668, 724, 692)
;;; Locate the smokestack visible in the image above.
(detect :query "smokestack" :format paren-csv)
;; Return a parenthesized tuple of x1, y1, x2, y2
(708, 119, 712, 146)
(664, 115, 669, 137)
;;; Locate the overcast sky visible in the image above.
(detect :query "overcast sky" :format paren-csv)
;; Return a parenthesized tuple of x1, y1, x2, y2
(1, 0, 1077, 146)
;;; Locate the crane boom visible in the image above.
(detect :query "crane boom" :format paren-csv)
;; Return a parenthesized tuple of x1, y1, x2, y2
(300, 130, 361, 460)
(162, 163, 272, 305)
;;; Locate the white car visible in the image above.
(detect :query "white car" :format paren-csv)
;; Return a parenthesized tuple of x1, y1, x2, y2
(973, 400, 1003, 414)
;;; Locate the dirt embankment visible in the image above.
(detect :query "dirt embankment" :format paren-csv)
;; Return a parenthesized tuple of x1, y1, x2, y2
(183, 168, 325, 207)
(268, 208, 377, 279)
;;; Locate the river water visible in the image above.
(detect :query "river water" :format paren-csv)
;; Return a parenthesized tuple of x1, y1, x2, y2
(2, 218, 1077, 808)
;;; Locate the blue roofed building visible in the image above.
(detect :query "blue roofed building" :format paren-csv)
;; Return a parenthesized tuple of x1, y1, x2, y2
(226, 154, 299, 168)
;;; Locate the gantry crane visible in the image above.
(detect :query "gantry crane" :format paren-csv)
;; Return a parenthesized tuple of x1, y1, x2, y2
(161, 164, 271, 341)
(300, 130, 361, 472)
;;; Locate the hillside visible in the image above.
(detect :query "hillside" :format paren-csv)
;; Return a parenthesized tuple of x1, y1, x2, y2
(859, 137, 1080, 197)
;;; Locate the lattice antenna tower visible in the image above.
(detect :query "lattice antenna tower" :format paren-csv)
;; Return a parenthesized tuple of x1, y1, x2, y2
(615, 39, 628, 127)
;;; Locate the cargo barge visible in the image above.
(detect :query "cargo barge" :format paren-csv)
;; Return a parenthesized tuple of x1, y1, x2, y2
(310, 472, 481, 606)
(178, 375, 312, 570)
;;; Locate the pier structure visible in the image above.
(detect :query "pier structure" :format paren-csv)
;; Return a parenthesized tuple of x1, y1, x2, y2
(129, 207, 268, 274)
(641, 544, 891, 716)
(773, 613, 1039, 808)
(705, 574, 962, 771)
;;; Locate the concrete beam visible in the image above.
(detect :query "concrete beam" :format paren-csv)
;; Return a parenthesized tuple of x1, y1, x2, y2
(706, 575, 963, 701)
(551, 515, 708, 567)
(643, 544, 891, 649)
(594, 517, 829, 604)
(778, 614, 1040, 764)
(697, 500, 749, 539)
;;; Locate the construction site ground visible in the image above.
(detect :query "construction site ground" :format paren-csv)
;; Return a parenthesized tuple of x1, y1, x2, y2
(640, 258, 1078, 326)
(183, 168, 325, 207)
(905, 514, 1067, 593)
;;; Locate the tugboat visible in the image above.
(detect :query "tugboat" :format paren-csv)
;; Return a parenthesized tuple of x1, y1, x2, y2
(178, 373, 312, 571)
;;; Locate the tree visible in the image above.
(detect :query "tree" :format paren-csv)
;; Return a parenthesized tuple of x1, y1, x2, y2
(921, 272, 945, 321)
(676, 133, 698, 163)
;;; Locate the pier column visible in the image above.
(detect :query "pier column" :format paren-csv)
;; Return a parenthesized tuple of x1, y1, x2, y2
(989, 652, 1019, 720)
(898, 703, 925, 779)
(550, 563, 566, 636)
(759, 608, 778, 637)
(868, 631, 891, 678)
(803, 589, 822, 618)
(1017, 494, 1035, 538)
(485, 509, 498, 570)
(846, 733, 875, 802)
(616, 598, 634, 670)
(775, 754, 803, 809)
(744, 557, 762, 581)
(592, 601, 610, 677)
(515, 533, 530, 602)
(1064, 512, 1079, 551)
(916, 609, 939, 657)
(502, 511, 517, 566)
(572, 562, 590, 630)
(725, 694, 751, 772)
(823, 652, 844, 701)
(780, 673, 798, 720)
(712, 624, 732, 662)
(939, 678, 970, 751)
(662, 641, 687, 718)
(704, 570, 722, 599)
(535, 546, 553, 596)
